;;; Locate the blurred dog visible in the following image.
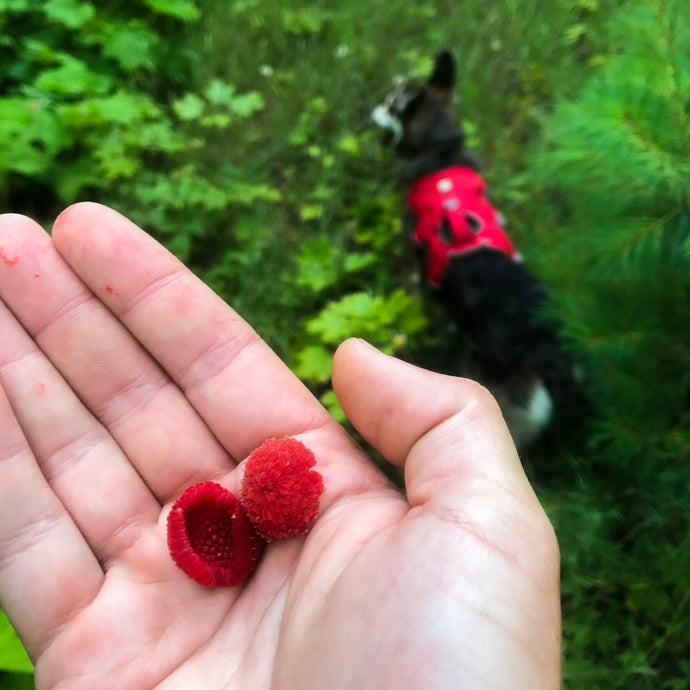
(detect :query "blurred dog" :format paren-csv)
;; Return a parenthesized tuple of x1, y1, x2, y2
(372, 50, 575, 448)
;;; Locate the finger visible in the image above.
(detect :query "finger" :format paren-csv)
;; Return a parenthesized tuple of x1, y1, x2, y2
(331, 338, 535, 507)
(51, 203, 335, 460)
(0, 383, 103, 660)
(0, 298, 160, 566)
(0, 213, 232, 501)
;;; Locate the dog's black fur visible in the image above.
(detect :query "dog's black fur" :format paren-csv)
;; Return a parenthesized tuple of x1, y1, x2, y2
(373, 51, 577, 447)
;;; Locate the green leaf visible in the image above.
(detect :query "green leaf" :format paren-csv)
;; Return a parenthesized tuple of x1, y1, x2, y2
(0, 0, 33, 10)
(94, 134, 139, 179)
(98, 22, 159, 71)
(320, 389, 346, 424)
(42, 0, 95, 28)
(343, 252, 376, 274)
(296, 237, 339, 292)
(204, 79, 236, 106)
(142, 0, 200, 21)
(281, 8, 328, 35)
(20, 38, 59, 65)
(292, 345, 333, 384)
(172, 93, 205, 121)
(304, 290, 427, 349)
(125, 121, 186, 153)
(228, 91, 264, 117)
(201, 113, 231, 128)
(337, 133, 361, 156)
(299, 204, 324, 222)
(57, 91, 159, 130)
(52, 158, 101, 202)
(97, 90, 160, 124)
(34, 54, 112, 95)
(0, 610, 32, 673)
(0, 98, 68, 175)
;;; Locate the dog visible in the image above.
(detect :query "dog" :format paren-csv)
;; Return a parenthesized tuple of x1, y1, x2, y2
(372, 50, 577, 448)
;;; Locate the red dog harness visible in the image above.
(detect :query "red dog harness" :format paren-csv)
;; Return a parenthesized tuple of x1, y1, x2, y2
(407, 166, 518, 288)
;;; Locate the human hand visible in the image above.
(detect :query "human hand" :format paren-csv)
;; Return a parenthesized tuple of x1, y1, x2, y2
(0, 203, 560, 689)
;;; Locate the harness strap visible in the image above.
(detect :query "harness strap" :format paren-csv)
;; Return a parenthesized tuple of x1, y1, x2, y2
(407, 166, 518, 288)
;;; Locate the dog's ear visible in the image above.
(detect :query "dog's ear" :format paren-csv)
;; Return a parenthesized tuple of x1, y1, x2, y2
(428, 51, 456, 91)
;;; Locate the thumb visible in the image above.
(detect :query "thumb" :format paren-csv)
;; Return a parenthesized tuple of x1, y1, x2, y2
(331, 338, 536, 509)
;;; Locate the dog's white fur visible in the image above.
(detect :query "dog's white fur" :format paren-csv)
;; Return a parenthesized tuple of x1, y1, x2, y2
(491, 381, 553, 449)
(371, 105, 403, 144)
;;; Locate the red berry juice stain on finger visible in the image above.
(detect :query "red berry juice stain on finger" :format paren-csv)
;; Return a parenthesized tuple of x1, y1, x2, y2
(105, 285, 119, 296)
(0, 247, 19, 266)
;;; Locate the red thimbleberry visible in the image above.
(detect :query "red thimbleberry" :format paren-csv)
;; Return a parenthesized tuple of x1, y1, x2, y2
(241, 437, 324, 540)
(167, 481, 263, 587)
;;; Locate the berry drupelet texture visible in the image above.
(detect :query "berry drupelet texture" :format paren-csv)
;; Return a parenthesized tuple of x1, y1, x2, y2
(167, 481, 262, 587)
(241, 437, 324, 540)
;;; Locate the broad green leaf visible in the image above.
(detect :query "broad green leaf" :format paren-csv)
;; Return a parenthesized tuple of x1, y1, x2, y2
(21, 38, 59, 64)
(306, 292, 384, 343)
(0, 0, 32, 10)
(320, 389, 346, 424)
(281, 8, 327, 35)
(57, 91, 159, 128)
(43, 0, 95, 28)
(0, 98, 68, 175)
(142, 0, 200, 21)
(172, 93, 205, 121)
(95, 90, 159, 124)
(52, 159, 102, 201)
(296, 237, 339, 292)
(99, 23, 159, 71)
(292, 345, 333, 384)
(201, 113, 231, 128)
(305, 291, 426, 347)
(337, 133, 361, 156)
(228, 91, 264, 117)
(129, 121, 187, 153)
(219, 172, 282, 204)
(0, 611, 32, 673)
(299, 204, 324, 222)
(34, 54, 111, 95)
(204, 79, 236, 106)
(343, 252, 376, 274)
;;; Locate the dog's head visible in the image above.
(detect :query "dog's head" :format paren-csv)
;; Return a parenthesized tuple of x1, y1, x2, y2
(372, 51, 465, 161)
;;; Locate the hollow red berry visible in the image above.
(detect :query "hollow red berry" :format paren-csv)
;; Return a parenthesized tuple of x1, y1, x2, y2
(241, 437, 324, 540)
(167, 481, 262, 587)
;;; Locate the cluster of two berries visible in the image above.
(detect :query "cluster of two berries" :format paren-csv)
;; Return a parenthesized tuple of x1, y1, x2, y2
(167, 437, 324, 587)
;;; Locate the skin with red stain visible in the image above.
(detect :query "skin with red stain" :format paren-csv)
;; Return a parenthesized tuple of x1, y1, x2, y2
(0, 246, 19, 266)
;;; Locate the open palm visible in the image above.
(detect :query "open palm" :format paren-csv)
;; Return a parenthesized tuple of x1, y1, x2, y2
(0, 203, 560, 689)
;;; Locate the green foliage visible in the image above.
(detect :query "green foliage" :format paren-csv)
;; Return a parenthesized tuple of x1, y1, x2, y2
(521, 1, 690, 686)
(0, 611, 31, 673)
(1, 0, 690, 687)
(293, 289, 427, 418)
(526, 0, 690, 463)
(0, 610, 32, 690)
(289, 186, 428, 416)
(0, 0, 278, 260)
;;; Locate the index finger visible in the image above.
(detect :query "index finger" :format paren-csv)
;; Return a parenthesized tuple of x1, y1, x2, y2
(52, 203, 335, 460)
